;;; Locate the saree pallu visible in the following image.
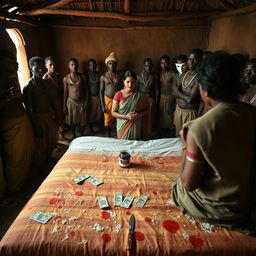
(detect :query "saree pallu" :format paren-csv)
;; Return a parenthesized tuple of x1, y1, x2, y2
(117, 91, 151, 140)
(0, 114, 35, 192)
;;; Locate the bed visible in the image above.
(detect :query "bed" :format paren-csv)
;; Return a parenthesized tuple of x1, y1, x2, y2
(0, 136, 256, 256)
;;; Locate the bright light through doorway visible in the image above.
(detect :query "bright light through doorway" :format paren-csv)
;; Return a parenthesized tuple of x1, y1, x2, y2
(6, 28, 30, 90)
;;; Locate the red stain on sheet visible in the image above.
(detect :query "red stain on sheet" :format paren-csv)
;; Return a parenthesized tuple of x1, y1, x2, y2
(75, 191, 84, 196)
(69, 231, 76, 237)
(101, 211, 111, 220)
(135, 184, 140, 188)
(101, 158, 108, 162)
(163, 220, 180, 233)
(49, 198, 61, 205)
(53, 216, 61, 221)
(102, 233, 111, 242)
(189, 235, 204, 248)
(135, 232, 145, 241)
(144, 217, 152, 222)
(53, 192, 60, 196)
(153, 191, 157, 195)
(126, 211, 131, 215)
(159, 162, 164, 166)
(57, 205, 62, 209)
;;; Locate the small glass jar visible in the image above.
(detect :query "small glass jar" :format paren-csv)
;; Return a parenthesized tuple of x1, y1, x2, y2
(119, 151, 131, 168)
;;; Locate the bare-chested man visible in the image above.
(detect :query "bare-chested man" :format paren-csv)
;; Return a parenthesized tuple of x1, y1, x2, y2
(23, 56, 57, 164)
(100, 52, 122, 137)
(241, 58, 256, 107)
(0, 50, 34, 201)
(137, 58, 159, 135)
(87, 58, 102, 134)
(63, 58, 89, 139)
(43, 56, 64, 140)
(159, 55, 176, 135)
(172, 48, 203, 137)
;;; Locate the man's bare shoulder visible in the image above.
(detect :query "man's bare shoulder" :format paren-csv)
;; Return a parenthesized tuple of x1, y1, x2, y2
(63, 74, 70, 82)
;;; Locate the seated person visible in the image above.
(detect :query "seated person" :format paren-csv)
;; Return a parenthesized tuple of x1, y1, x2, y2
(172, 51, 256, 234)
(111, 70, 150, 140)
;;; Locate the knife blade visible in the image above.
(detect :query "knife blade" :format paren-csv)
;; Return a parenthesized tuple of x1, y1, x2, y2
(128, 214, 135, 250)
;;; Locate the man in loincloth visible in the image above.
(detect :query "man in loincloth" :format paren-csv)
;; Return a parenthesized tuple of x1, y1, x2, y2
(43, 56, 65, 140)
(172, 48, 203, 137)
(100, 52, 122, 137)
(23, 56, 57, 165)
(63, 58, 89, 139)
(159, 55, 176, 136)
(87, 58, 102, 134)
(137, 58, 159, 136)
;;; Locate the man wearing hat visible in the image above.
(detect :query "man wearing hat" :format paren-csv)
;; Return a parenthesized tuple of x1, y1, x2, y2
(100, 52, 122, 136)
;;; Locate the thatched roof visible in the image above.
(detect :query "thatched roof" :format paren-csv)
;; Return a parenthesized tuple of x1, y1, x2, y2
(1, 0, 256, 28)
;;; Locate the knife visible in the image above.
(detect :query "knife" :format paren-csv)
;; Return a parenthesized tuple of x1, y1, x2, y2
(128, 214, 135, 251)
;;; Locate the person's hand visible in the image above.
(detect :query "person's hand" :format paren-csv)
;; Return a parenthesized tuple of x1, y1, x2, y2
(6, 86, 21, 100)
(179, 129, 186, 144)
(126, 111, 139, 121)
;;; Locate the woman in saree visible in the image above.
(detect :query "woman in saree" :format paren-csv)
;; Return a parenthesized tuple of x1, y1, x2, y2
(111, 70, 151, 140)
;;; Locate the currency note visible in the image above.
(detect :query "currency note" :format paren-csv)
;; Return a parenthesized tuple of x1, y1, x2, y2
(73, 174, 90, 184)
(121, 194, 134, 209)
(135, 195, 148, 208)
(98, 196, 109, 208)
(114, 193, 123, 206)
(29, 211, 53, 224)
(87, 176, 104, 186)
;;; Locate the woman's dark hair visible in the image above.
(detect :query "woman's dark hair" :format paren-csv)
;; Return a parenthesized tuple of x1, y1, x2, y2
(122, 70, 137, 81)
(198, 51, 241, 100)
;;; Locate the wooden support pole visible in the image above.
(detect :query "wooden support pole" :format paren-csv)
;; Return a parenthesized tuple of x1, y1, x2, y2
(124, 0, 130, 14)
(20, 9, 221, 22)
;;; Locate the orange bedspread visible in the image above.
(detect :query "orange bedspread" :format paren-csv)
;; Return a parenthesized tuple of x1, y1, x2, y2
(0, 153, 256, 256)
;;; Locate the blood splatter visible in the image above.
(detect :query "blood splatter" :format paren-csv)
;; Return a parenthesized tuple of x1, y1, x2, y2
(57, 205, 62, 209)
(126, 211, 131, 215)
(53, 192, 60, 196)
(153, 191, 157, 195)
(144, 217, 152, 222)
(101, 159, 108, 162)
(69, 231, 76, 237)
(102, 233, 111, 242)
(189, 235, 204, 248)
(49, 198, 61, 205)
(163, 220, 180, 233)
(135, 184, 140, 188)
(53, 215, 61, 221)
(159, 162, 164, 166)
(135, 232, 145, 241)
(75, 191, 84, 196)
(101, 211, 111, 220)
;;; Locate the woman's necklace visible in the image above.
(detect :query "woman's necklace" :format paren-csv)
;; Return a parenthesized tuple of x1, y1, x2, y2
(182, 71, 197, 89)
(142, 72, 152, 87)
(69, 74, 80, 85)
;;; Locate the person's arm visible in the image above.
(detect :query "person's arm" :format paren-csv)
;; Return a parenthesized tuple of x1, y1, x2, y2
(99, 75, 106, 113)
(155, 74, 160, 106)
(63, 77, 68, 115)
(186, 81, 200, 105)
(179, 128, 205, 191)
(81, 74, 89, 107)
(111, 99, 138, 121)
(171, 74, 190, 102)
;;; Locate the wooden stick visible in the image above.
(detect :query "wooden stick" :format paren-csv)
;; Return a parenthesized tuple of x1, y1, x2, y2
(0, 10, 39, 26)
(43, 0, 73, 9)
(213, 2, 256, 18)
(215, 0, 236, 11)
(50, 24, 208, 31)
(124, 0, 130, 14)
(20, 9, 221, 22)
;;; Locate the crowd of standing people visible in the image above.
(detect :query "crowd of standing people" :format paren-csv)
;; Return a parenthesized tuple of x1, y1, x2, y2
(0, 48, 255, 212)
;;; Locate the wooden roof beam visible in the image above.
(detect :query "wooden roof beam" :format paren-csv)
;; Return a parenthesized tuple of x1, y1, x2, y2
(124, 0, 130, 14)
(44, 0, 74, 9)
(20, 9, 221, 22)
(215, 0, 236, 11)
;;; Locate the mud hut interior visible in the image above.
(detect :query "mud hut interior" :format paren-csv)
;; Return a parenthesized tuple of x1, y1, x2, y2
(0, 0, 256, 255)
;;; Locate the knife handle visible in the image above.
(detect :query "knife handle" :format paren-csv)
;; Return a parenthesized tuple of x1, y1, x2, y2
(128, 232, 133, 250)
